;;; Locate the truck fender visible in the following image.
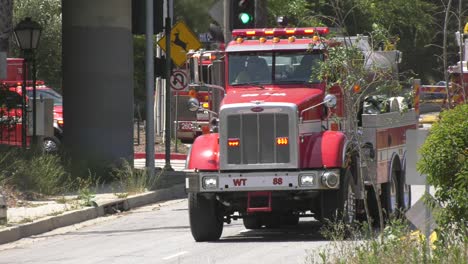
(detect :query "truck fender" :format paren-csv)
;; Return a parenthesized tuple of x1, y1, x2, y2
(187, 133, 219, 171)
(322, 131, 347, 168)
(301, 131, 347, 168)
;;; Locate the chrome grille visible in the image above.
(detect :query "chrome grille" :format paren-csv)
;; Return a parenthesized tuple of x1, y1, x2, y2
(176, 95, 196, 121)
(220, 103, 298, 170)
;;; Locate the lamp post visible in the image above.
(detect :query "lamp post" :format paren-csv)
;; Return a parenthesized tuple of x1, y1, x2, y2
(13, 17, 42, 149)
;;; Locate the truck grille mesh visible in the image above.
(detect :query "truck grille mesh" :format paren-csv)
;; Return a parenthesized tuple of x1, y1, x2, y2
(226, 113, 290, 165)
(176, 95, 196, 120)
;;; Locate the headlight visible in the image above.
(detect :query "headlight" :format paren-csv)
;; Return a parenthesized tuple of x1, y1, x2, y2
(202, 176, 218, 189)
(299, 173, 316, 186)
(321, 171, 340, 189)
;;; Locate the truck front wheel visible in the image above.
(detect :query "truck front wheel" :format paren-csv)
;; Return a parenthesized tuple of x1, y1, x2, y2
(188, 193, 223, 242)
(321, 167, 356, 224)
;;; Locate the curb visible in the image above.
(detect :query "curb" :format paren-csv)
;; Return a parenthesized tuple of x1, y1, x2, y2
(0, 183, 187, 245)
(134, 153, 187, 160)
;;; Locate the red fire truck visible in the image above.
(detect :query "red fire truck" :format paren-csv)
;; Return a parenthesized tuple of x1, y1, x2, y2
(175, 50, 224, 143)
(184, 27, 417, 242)
(0, 58, 62, 152)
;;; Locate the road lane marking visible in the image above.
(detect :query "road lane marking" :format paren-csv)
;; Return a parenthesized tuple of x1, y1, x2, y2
(162, 251, 189, 260)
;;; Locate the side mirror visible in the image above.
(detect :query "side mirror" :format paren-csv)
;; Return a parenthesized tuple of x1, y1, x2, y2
(324, 94, 337, 108)
(187, 98, 200, 112)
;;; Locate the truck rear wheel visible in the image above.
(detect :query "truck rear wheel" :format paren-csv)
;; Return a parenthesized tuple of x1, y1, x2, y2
(398, 168, 411, 212)
(382, 171, 400, 219)
(188, 193, 223, 241)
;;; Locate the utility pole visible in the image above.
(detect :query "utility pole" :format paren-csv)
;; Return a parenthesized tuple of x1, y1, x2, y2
(254, 0, 267, 28)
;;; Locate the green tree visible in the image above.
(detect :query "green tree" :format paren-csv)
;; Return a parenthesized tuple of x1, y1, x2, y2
(418, 104, 468, 230)
(174, 0, 214, 33)
(267, 0, 321, 27)
(12, 0, 62, 91)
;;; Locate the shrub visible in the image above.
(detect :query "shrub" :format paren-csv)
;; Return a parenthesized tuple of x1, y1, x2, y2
(417, 104, 468, 227)
(0, 148, 70, 196)
(308, 219, 467, 264)
(110, 159, 160, 195)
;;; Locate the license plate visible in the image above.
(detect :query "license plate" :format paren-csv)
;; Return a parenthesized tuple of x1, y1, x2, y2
(179, 122, 193, 130)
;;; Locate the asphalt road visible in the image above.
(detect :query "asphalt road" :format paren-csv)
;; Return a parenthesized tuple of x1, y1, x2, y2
(0, 199, 331, 264)
(0, 187, 427, 264)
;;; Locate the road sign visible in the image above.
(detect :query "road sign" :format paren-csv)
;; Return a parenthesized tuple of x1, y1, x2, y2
(158, 21, 202, 67)
(170, 69, 188, 91)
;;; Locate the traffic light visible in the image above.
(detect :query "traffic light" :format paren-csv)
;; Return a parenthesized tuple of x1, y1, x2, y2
(132, 0, 164, 35)
(232, 0, 255, 29)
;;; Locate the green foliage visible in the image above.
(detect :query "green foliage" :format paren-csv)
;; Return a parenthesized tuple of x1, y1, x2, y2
(174, 0, 214, 33)
(418, 104, 468, 226)
(0, 148, 69, 195)
(313, 33, 402, 120)
(12, 0, 62, 90)
(267, 0, 321, 27)
(110, 159, 160, 195)
(76, 176, 96, 207)
(308, 218, 467, 264)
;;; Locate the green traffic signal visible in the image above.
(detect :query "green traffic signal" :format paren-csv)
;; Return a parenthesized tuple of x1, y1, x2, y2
(239, 12, 252, 24)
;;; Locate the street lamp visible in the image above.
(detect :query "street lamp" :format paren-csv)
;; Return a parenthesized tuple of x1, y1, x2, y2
(13, 17, 42, 149)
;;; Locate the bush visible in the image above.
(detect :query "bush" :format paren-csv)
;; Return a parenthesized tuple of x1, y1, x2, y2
(417, 104, 468, 226)
(308, 219, 467, 264)
(0, 148, 70, 195)
(110, 159, 160, 195)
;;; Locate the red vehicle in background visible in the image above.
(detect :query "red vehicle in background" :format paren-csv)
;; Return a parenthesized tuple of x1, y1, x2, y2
(174, 50, 224, 143)
(0, 58, 62, 152)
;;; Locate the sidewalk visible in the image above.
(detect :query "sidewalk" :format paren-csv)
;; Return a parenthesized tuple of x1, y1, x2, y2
(0, 170, 187, 245)
(133, 152, 187, 171)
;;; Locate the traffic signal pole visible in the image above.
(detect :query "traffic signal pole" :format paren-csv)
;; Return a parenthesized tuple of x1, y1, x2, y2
(164, 13, 173, 171)
(223, 0, 231, 44)
(145, 0, 156, 177)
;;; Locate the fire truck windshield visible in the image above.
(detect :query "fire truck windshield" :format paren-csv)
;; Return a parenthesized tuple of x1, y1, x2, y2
(228, 51, 323, 86)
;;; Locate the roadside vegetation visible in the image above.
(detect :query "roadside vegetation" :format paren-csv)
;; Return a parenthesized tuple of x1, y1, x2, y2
(308, 104, 468, 264)
(0, 146, 158, 222)
(309, 80, 467, 264)
(305, 1, 467, 262)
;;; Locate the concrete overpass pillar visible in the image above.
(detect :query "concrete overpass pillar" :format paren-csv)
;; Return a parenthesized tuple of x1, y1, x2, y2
(62, 0, 133, 174)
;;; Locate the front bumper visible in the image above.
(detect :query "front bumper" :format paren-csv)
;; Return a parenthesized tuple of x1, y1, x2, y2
(185, 169, 340, 193)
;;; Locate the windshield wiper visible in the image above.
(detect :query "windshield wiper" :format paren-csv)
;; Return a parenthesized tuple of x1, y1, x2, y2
(231, 82, 265, 89)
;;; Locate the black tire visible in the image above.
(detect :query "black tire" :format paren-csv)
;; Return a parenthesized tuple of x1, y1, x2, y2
(282, 214, 300, 226)
(243, 215, 262, 229)
(43, 136, 60, 153)
(339, 168, 356, 224)
(188, 193, 223, 242)
(398, 168, 412, 212)
(263, 214, 281, 229)
(382, 170, 400, 219)
(321, 168, 356, 224)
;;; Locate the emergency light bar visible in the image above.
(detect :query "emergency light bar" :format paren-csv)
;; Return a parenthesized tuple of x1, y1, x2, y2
(232, 27, 329, 38)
